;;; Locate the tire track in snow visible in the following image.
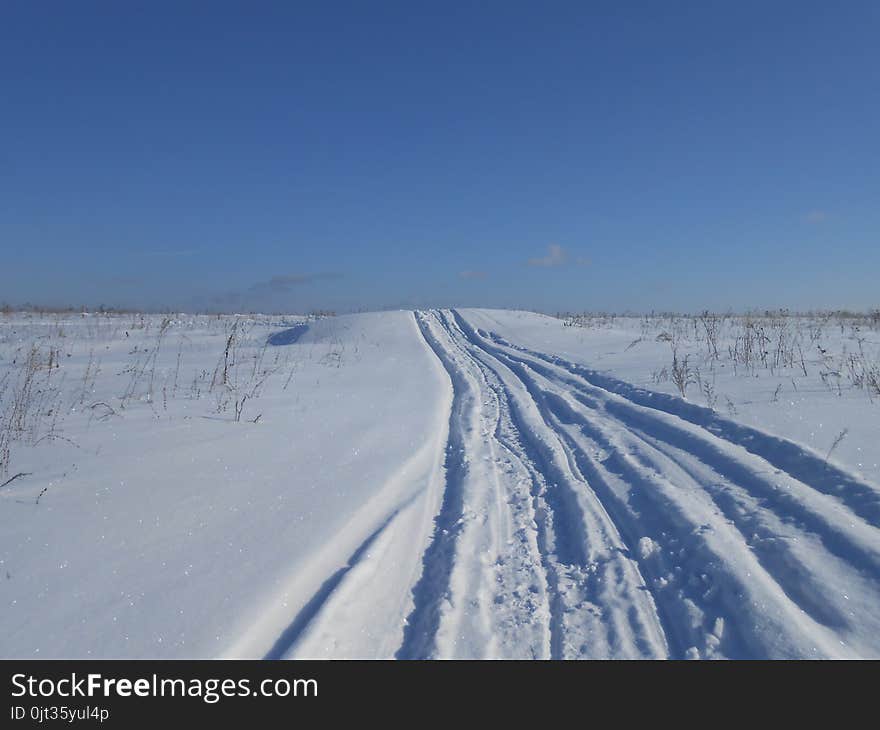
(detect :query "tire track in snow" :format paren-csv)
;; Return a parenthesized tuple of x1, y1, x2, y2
(428, 311, 668, 659)
(424, 312, 553, 659)
(428, 312, 565, 658)
(395, 312, 472, 659)
(489, 357, 838, 657)
(399, 311, 555, 659)
(443, 312, 677, 658)
(453, 312, 880, 658)
(482, 328, 880, 529)
(469, 324, 880, 581)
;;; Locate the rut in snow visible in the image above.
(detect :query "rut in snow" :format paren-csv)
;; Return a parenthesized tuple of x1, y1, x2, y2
(395, 313, 473, 659)
(397, 309, 880, 659)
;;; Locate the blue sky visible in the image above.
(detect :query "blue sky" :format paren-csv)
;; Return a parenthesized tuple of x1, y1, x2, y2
(2, 1, 878, 313)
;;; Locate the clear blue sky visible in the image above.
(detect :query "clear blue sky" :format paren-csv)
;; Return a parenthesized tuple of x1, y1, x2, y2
(2, 1, 878, 313)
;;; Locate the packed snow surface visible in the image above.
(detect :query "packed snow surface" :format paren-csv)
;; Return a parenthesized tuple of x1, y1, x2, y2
(1, 309, 879, 658)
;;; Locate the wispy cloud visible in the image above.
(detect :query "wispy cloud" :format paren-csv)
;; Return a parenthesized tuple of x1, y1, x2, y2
(459, 270, 487, 280)
(805, 210, 828, 224)
(202, 272, 343, 313)
(527, 244, 590, 268)
(248, 272, 341, 294)
(528, 243, 568, 267)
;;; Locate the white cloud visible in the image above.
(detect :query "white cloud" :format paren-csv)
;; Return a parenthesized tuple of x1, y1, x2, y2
(249, 273, 341, 293)
(527, 244, 590, 268)
(459, 270, 487, 279)
(528, 244, 568, 267)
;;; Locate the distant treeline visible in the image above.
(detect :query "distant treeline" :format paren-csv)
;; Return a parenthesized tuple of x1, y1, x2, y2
(554, 308, 880, 321)
(0, 302, 337, 317)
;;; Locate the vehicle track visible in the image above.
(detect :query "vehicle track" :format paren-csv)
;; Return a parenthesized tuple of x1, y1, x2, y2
(398, 309, 880, 658)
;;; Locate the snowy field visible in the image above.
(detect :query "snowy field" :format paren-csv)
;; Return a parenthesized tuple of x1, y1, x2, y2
(1, 308, 879, 659)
